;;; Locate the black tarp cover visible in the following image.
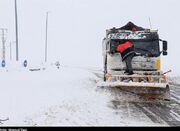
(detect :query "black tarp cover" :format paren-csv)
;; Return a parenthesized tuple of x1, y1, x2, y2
(118, 22, 145, 31)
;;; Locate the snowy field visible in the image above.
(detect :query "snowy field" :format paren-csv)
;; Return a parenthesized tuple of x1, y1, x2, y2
(0, 64, 180, 126)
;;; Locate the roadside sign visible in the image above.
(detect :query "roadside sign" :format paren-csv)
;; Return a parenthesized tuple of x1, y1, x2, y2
(2, 60, 5, 67)
(23, 60, 28, 67)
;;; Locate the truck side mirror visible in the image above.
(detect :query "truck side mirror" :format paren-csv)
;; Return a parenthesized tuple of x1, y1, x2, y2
(163, 41, 168, 51)
(163, 41, 168, 56)
(163, 51, 168, 56)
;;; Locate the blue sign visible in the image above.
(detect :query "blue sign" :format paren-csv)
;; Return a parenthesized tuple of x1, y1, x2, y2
(23, 60, 28, 67)
(2, 60, 5, 67)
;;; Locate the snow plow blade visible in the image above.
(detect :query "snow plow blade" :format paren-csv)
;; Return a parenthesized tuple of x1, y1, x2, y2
(97, 81, 170, 100)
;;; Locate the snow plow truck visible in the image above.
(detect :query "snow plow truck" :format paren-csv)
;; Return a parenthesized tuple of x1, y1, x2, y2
(99, 22, 170, 100)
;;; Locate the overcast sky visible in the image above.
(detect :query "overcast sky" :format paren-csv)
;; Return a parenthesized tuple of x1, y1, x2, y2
(0, 0, 180, 75)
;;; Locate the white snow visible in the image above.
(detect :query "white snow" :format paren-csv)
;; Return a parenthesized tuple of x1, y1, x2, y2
(0, 65, 165, 126)
(168, 76, 180, 86)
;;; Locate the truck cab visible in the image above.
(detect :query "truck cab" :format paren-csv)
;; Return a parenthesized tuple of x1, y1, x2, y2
(103, 22, 168, 74)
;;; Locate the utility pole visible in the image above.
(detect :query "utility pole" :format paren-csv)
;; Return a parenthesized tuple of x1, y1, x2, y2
(10, 42, 12, 61)
(15, 0, 19, 61)
(45, 12, 49, 63)
(0, 28, 8, 60)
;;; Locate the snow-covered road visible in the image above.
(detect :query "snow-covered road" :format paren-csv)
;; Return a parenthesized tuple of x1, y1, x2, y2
(0, 66, 180, 126)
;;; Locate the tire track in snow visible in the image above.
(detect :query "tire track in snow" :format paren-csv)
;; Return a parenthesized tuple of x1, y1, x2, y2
(133, 103, 165, 124)
(171, 95, 180, 104)
(170, 85, 180, 103)
(144, 103, 180, 126)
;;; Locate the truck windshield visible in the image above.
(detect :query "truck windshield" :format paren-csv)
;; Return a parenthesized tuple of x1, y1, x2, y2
(110, 39, 160, 57)
(133, 40, 160, 57)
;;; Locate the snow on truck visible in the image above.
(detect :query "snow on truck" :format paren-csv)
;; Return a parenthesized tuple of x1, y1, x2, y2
(99, 22, 170, 100)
